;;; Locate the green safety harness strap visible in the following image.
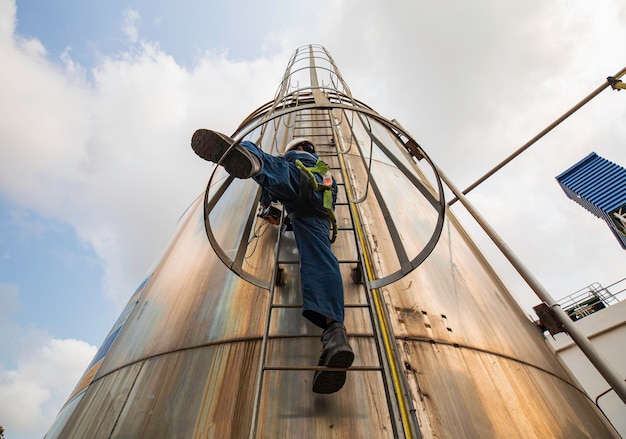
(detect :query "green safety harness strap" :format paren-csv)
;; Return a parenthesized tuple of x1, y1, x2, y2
(292, 159, 338, 243)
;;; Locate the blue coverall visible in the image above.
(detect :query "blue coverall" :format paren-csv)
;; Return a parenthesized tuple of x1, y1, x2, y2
(240, 140, 344, 329)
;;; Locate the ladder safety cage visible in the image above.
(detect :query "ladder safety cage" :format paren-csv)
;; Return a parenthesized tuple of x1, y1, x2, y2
(203, 101, 446, 289)
(198, 44, 448, 438)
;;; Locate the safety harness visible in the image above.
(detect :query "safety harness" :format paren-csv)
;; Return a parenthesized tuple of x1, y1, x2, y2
(288, 158, 338, 243)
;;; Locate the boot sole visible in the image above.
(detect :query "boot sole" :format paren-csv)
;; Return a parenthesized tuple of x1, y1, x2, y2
(191, 129, 255, 179)
(312, 349, 355, 394)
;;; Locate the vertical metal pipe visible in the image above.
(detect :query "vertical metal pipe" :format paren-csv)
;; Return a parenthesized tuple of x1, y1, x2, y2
(437, 163, 626, 404)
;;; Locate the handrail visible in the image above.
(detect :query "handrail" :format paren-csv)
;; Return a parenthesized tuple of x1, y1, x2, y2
(449, 65, 626, 205)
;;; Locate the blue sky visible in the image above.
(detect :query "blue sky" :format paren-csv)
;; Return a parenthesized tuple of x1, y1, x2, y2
(15, 0, 302, 67)
(1, 0, 625, 437)
(0, 198, 109, 347)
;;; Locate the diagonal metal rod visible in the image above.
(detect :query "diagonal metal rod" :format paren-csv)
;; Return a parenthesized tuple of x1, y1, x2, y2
(449, 65, 626, 206)
(437, 163, 626, 405)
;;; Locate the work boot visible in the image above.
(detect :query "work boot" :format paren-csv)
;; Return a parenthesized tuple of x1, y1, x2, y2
(312, 321, 354, 394)
(191, 129, 261, 178)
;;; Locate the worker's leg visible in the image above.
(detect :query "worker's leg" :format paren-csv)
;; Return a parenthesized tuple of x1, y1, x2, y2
(292, 216, 354, 394)
(191, 129, 261, 178)
(238, 141, 301, 203)
(191, 128, 305, 203)
(314, 321, 354, 394)
(291, 216, 344, 328)
(191, 129, 315, 206)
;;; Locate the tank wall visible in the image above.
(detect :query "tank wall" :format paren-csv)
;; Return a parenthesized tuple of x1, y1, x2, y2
(340, 129, 618, 436)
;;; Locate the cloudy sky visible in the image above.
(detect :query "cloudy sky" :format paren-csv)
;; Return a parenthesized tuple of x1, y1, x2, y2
(1, 0, 625, 437)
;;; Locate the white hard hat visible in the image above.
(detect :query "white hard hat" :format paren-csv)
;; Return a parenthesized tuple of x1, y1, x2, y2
(284, 138, 316, 153)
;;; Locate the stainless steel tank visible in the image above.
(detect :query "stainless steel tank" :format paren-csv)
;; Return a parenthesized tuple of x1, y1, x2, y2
(46, 44, 619, 438)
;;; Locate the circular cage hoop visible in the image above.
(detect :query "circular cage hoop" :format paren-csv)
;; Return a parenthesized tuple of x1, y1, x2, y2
(203, 101, 446, 290)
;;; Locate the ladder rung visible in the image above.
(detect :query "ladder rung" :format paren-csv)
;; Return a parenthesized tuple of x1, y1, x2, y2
(271, 303, 368, 309)
(266, 333, 374, 340)
(263, 365, 382, 371)
(293, 126, 333, 130)
(277, 259, 360, 265)
(293, 118, 331, 121)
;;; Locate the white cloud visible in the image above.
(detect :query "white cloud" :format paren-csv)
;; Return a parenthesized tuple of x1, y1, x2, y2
(122, 8, 141, 43)
(0, 0, 15, 42)
(0, 338, 97, 439)
(0, 285, 96, 439)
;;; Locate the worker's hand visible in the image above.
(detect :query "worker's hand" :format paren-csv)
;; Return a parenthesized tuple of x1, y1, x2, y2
(263, 215, 280, 226)
(258, 204, 281, 225)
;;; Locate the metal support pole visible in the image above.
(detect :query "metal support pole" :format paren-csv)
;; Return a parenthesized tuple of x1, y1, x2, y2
(436, 163, 626, 405)
(449, 65, 626, 206)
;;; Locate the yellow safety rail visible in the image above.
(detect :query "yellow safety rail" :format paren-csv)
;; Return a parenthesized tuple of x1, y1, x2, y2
(336, 138, 415, 438)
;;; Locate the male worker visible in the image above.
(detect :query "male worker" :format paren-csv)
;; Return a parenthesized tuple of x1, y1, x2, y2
(191, 129, 354, 394)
